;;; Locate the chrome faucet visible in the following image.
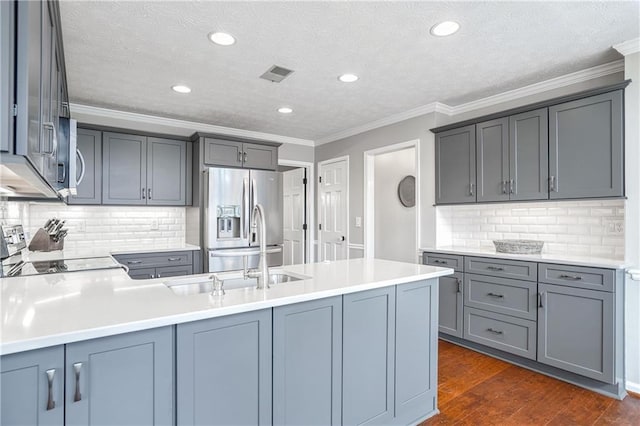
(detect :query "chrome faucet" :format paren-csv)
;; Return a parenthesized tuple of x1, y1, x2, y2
(245, 204, 270, 289)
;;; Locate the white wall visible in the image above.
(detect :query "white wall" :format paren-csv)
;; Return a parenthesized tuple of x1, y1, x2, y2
(622, 50, 640, 394)
(374, 148, 416, 262)
(436, 200, 624, 259)
(0, 201, 186, 251)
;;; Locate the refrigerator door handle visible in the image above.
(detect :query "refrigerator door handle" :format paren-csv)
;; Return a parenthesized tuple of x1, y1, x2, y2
(242, 178, 248, 239)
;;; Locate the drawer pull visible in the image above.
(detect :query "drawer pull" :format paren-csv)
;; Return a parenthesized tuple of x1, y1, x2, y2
(486, 328, 503, 335)
(559, 274, 582, 281)
(73, 363, 82, 402)
(487, 266, 505, 271)
(45, 369, 56, 410)
(433, 259, 448, 264)
(127, 260, 142, 265)
(487, 292, 504, 298)
(167, 257, 181, 261)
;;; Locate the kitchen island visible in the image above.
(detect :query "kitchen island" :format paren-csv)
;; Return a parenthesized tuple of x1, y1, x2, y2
(1, 258, 453, 426)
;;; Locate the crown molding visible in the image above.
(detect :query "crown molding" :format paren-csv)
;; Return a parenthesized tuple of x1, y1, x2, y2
(315, 102, 449, 146)
(315, 60, 624, 146)
(449, 60, 625, 115)
(613, 38, 640, 56)
(69, 103, 315, 147)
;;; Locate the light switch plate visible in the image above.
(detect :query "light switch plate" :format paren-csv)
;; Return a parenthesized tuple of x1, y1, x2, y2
(150, 219, 159, 230)
(603, 217, 624, 235)
(355, 217, 362, 228)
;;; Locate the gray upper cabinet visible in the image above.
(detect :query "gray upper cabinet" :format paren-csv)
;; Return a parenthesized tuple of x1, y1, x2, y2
(204, 138, 278, 170)
(1, 345, 64, 426)
(476, 118, 509, 202)
(537, 283, 615, 384)
(65, 327, 174, 426)
(0, 0, 14, 153)
(273, 296, 342, 425)
(177, 310, 272, 426)
(549, 90, 624, 199)
(68, 128, 102, 204)
(509, 108, 549, 201)
(147, 137, 187, 205)
(102, 132, 147, 205)
(435, 125, 476, 204)
(342, 287, 395, 426)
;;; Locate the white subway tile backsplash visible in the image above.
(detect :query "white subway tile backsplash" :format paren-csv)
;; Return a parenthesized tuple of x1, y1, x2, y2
(436, 199, 625, 260)
(0, 201, 186, 251)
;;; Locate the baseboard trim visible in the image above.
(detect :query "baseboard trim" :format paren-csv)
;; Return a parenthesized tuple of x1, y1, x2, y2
(626, 381, 640, 395)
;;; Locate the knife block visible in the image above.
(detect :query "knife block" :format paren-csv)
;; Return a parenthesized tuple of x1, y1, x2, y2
(28, 228, 65, 252)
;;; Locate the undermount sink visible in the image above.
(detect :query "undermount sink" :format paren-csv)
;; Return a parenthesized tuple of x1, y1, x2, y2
(164, 270, 309, 296)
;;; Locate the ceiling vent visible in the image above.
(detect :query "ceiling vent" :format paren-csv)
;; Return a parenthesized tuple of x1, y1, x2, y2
(260, 65, 294, 83)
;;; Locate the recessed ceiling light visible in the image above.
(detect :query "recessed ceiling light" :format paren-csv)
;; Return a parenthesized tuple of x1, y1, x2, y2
(338, 73, 359, 83)
(171, 85, 191, 94)
(430, 21, 460, 37)
(208, 32, 236, 46)
(278, 107, 293, 114)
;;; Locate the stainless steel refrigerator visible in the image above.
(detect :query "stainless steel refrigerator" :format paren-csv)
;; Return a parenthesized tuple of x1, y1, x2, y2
(204, 167, 283, 273)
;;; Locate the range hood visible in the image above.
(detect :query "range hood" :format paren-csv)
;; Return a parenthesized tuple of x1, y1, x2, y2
(0, 155, 59, 199)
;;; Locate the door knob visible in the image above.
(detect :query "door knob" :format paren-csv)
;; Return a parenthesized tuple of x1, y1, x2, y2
(340, 236, 345, 242)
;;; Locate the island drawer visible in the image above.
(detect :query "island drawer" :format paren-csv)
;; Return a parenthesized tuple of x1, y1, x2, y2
(464, 256, 537, 281)
(463, 307, 536, 360)
(113, 251, 193, 269)
(423, 252, 464, 272)
(464, 274, 537, 321)
(538, 263, 615, 292)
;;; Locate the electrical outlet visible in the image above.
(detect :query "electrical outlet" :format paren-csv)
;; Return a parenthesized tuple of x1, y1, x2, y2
(603, 217, 624, 235)
(355, 217, 362, 228)
(150, 219, 159, 230)
(77, 220, 86, 233)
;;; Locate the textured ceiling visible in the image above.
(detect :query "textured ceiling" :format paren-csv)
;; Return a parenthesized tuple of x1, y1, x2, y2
(60, 1, 639, 141)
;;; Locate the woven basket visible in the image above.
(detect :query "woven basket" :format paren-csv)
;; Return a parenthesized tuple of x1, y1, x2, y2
(493, 239, 544, 254)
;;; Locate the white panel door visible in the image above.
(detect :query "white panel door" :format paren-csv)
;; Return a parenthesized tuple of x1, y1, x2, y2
(319, 159, 348, 261)
(283, 167, 305, 265)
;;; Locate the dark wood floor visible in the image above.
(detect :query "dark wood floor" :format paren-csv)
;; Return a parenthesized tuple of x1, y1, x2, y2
(422, 340, 640, 425)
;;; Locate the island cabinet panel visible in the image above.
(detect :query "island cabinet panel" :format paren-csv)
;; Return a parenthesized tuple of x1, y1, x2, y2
(176, 309, 272, 426)
(65, 327, 174, 426)
(394, 279, 438, 424)
(1, 346, 64, 426)
(342, 287, 395, 426)
(273, 296, 342, 425)
(549, 90, 624, 199)
(438, 272, 464, 337)
(537, 283, 615, 384)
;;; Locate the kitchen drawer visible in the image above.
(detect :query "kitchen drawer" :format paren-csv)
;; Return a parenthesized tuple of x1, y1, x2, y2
(538, 263, 614, 292)
(423, 252, 464, 272)
(463, 307, 536, 360)
(464, 274, 537, 320)
(155, 265, 193, 278)
(113, 251, 193, 269)
(128, 267, 156, 280)
(464, 256, 537, 281)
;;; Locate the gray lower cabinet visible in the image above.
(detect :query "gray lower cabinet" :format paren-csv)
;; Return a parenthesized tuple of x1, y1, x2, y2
(273, 296, 342, 425)
(65, 327, 174, 426)
(1, 345, 64, 426)
(537, 283, 615, 383)
(342, 287, 395, 426)
(438, 272, 463, 337)
(102, 132, 147, 205)
(176, 309, 272, 426)
(476, 118, 509, 202)
(395, 280, 438, 424)
(113, 250, 196, 279)
(435, 125, 476, 204)
(68, 128, 102, 204)
(147, 137, 187, 205)
(549, 90, 623, 199)
(509, 108, 548, 201)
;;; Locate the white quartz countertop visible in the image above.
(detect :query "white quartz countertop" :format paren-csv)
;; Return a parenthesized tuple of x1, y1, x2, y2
(11, 243, 201, 263)
(420, 246, 626, 269)
(0, 259, 453, 355)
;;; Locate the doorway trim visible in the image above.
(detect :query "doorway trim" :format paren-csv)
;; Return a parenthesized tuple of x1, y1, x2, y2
(363, 139, 420, 259)
(317, 155, 350, 261)
(279, 159, 315, 264)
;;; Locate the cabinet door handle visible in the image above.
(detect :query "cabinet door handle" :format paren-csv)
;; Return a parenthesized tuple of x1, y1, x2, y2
(127, 260, 142, 265)
(549, 175, 556, 192)
(243, 152, 248, 162)
(150, 274, 155, 279)
(42, 122, 58, 156)
(433, 259, 448, 264)
(501, 181, 508, 194)
(45, 369, 56, 410)
(237, 151, 242, 163)
(469, 182, 475, 196)
(142, 188, 146, 199)
(486, 328, 503, 335)
(73, 363, 82, 402)
(487, 292, 504, 298)
(559, 274, 582, 281)
(486, 266, 504, 271)
(167, 257, 181, 261)
(509, 179, 514, 194)
(156, 273, 161, 278)
(147, 188, 152, 199)
(538, 292, 543, 308)
(76, 149, 87, 186)
(456, 278, 462, 293)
